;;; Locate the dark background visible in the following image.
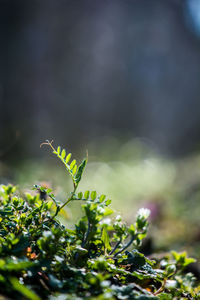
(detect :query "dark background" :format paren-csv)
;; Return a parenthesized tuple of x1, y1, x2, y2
(1, 0, 200, 162)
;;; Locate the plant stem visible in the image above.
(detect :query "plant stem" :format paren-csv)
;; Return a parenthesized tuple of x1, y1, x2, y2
(114, 235, 135, 257)
(153, 279, 167, 295)
(109, 239, 122, 255)
(52, 185, 78, 219)
(82, 220, 91, 248)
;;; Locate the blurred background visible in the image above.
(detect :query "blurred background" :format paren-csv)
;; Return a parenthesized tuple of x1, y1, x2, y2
(1, 0, 200, 262)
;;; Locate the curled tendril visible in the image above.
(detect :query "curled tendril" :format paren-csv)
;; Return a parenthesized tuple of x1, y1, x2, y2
(40, 140, 55, 151)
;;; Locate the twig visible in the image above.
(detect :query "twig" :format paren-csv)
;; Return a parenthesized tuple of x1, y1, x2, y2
(114, 235, 135, 257)
(109, 239, 121, 255)
(82, 220, 91, 248)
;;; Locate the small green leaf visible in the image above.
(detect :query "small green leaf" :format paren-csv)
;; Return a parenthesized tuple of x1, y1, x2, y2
(91, 191, 97, 200)
(57, 146, 61, 155)
(84, 191, 90, 200)
(65, 153, 71, 163)
(72, 164, 77, 175)
(102, 226, 111, 252)
(10, 277, 41, 300)
(61, 149, 66, 159)
(0, 209, 13, 216)
(129, 224, 136, 235)
(1, 260, 34, 271)
(105, 199, 111, 206)
(166, 264, 176, 277)
(103, 207, 114, 216)
(75, 159, 87, 184)
(70, 160, 76, 170)
(75, 245, 88, 255)
(99, 194, 106, 203)
(171, 251, 196, 267)
(78, 192, 83, 199)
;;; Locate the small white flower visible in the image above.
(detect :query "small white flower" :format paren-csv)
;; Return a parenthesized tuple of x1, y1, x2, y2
(100, 218, 111, 225)
(115, 215, 122, 222)
(97, 207, 105, 214)
(137, 208, 151, 219)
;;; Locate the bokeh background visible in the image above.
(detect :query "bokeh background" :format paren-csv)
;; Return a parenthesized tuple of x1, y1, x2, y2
(1, 0, 200, 264)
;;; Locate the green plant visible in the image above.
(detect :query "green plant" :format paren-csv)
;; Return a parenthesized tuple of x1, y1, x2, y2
(0, 140, 199, 299)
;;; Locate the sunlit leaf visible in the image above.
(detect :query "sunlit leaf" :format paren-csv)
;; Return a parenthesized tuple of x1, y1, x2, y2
(61, 149, 66, 159)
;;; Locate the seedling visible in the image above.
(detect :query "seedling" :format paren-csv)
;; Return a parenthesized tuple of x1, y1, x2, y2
(0, 141, 198, 299)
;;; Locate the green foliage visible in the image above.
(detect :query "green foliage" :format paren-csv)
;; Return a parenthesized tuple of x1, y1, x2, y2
(0, 142, 199, 299)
